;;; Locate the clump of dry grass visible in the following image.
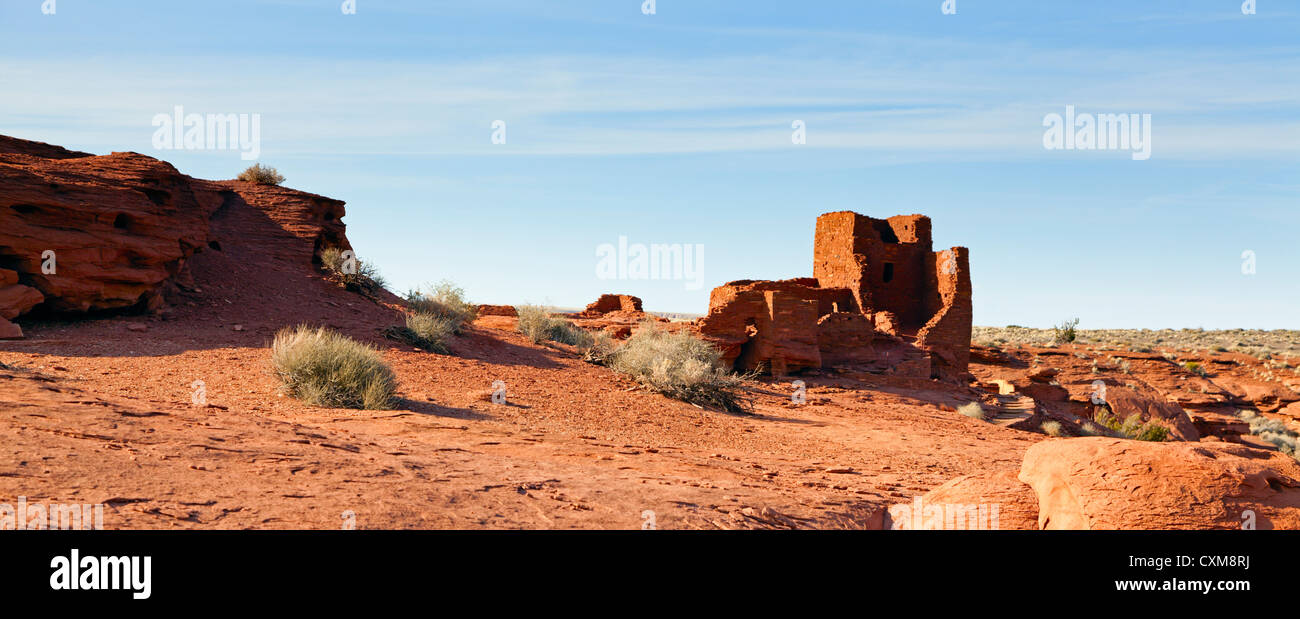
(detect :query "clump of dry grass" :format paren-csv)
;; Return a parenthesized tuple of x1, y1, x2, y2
(606, 321, 755, 413)
(237, 163, 285, 185)
(271, 325, 396, 410)
(405, 281, 477, 329)
(957, 401, 987, 421)
(385, 312, 459, 353)
(516, 305, 592, 346)
(1040, 420, 1065, 437)
(385, 281, 476, 353)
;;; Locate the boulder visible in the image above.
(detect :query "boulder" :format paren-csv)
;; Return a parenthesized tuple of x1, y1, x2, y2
(1018, 437, 1300, 529)
(0, 318, 22, 339)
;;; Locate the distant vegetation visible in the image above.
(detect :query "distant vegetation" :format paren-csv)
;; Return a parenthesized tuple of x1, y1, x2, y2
(972, 326, 1300, 361)
(270, 325, 396, 410)
(385, 282, 477, 353)
(320, 247, 387, 296)
(237, 163, 285, 185)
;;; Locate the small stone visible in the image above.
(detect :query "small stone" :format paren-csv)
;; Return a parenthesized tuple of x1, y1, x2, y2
(126, 323, 147, 332)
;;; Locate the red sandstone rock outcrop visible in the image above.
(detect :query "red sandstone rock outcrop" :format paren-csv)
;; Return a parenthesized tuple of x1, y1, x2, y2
(0, 135, 351, 337)
(1217, 376, 1300, 412)
(1018, 437, 1300, 529)
(697, 212, 971, 380)
(1100, 385, 1199, 441)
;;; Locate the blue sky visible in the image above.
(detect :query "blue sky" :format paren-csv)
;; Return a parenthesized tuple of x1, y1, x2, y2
(1, 0, 1296, 328)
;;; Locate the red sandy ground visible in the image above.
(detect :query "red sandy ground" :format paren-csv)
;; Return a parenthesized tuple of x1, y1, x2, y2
(1, 195, 1293, 529)
(0, 216, 1039, 528)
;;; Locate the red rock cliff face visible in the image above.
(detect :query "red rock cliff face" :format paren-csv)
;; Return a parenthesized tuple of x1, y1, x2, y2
(0, 135, 351, 338)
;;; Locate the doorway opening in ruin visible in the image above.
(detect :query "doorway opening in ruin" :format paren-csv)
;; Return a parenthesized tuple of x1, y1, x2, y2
(882, 262, 895, 283)
(735, 317, 759, 371)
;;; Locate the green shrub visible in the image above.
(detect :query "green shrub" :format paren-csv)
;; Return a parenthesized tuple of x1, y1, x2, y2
(1052, 318, 1080, 344)
(957, 402, 987, 421)
(270, 325, 396, 410)
(1182, 361, 1207, 376)
(607, 321, 755, 413)
(1040, 420, 1065, 437)
(237, 163, 285, 185)
(516, 305, 592, 346)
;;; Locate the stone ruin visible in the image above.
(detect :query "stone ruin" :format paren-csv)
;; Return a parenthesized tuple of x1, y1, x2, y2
(577, 294, 643, 316)
(697, 211, 972, 382)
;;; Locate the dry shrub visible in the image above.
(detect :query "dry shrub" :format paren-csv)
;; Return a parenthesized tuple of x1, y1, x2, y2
(405, 281, 477, 330)
(516, 305, 591, 346)
(606, 322, 754, 413)
(237, 163, 285, 185)
(957, 401, 987, 421)
(271, 325, 396, 410)
(320, 247, 387, 295)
